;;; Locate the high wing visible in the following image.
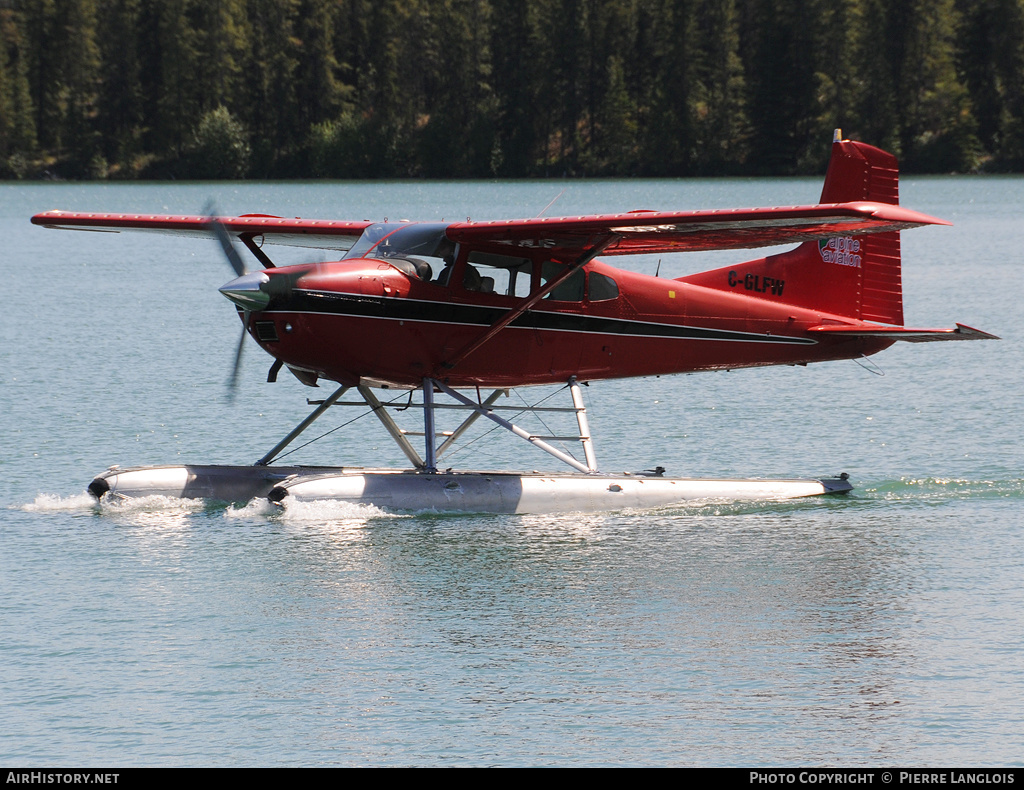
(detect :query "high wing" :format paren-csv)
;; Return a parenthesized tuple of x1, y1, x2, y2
(30, 211, 372, 252)
(445, 201, 949, 257)
(32, 200, 947, 258)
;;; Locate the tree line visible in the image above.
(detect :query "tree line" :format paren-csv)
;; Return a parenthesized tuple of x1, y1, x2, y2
(1, 0, 1022, 180)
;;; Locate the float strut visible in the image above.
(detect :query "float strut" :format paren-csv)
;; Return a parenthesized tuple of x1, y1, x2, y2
(430, 378, 594, 474)
(569, 377, 598, 472)
(436, 388, 508, 459)
(422, 379, 438, 472)
(255, 384, 349, 465)
(358, 385, 426, 469)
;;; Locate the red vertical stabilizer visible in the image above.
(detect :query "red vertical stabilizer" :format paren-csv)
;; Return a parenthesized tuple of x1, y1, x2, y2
(680, 134, 905, 325)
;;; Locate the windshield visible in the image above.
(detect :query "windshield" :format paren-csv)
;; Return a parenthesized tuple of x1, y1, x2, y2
(343, 222, 454, 262)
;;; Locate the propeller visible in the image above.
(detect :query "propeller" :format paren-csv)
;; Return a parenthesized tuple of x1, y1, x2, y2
(204, 203, 253, 401)
(206, 203, 311, 397)
(205, 201, 247, 278)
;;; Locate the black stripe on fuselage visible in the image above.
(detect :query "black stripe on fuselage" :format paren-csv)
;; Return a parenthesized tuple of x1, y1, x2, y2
(263, 290, 817, 345)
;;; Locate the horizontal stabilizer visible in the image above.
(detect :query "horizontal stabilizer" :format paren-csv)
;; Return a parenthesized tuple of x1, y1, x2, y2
(808, 323, 999, 342)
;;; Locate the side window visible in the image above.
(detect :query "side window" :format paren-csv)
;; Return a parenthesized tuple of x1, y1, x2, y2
(464, 251, 533, 297)
(588, 271, 619, 301)
(541, 261, 584, 302)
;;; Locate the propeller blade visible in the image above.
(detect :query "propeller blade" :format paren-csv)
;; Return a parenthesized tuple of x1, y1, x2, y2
(205, 201, 253, 401)
(226, 316, 247, 401)
(204, 201, 247, 277)
(264, 265, 313, 297)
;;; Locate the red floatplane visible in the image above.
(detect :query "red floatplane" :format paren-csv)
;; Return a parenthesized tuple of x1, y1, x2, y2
(31, 131, 996, 513)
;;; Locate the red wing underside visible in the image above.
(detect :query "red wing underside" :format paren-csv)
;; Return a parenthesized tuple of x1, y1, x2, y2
(444, 201, 949, 257)
(32, 201, 947, 257)
(30, 211, 373, 251)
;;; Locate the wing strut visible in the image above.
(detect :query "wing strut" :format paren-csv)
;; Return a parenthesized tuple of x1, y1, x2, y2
(239, 233, 276, 268)
(438, 234, 621, 374)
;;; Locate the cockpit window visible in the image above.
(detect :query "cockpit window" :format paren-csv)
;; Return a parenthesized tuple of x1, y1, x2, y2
(588, 271, 619, 301)
(344, 222, 455, 282)
(541, 261, 585, 302)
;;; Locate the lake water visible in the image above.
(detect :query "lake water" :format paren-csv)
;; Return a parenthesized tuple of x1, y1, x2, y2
(1, 175, 1021, 766)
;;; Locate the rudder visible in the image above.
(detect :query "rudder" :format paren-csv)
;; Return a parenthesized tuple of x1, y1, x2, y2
(819, 132, 903, 325)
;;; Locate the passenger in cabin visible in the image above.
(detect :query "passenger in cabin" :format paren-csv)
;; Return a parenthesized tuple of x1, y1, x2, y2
(409, 258, 432, 280)
(436, 259, 454, 286)
(463, 264, 483, 292)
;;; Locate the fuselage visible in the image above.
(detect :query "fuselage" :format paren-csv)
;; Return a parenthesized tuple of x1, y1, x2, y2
(229, 252, 892, 388)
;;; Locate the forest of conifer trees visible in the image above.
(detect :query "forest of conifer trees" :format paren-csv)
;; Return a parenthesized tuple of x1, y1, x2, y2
(1, 0, 1022, 180)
